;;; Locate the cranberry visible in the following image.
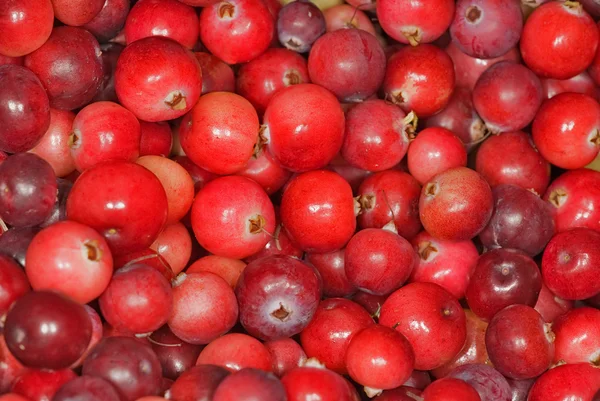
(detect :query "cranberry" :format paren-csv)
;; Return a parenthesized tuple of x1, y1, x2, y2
(532, 93, 600, 169)
(380, 282, 466, 370)
(300, 298, 372, 373)
(281, 366, 356, 401)
(196, 333, 273, 372)
(149, 223, 191, 275)
(450, 0, 523, 59)
(115, 37, 202, 122)
(305, 250, 355, 297)
(71, 305, 104, 368)
(374, 387, 422, 401)
(357, 170, 422, 240)
(553, 307, 600, 365)
(212, 368, 286, 401)
(409, 231, 478, 300)
(0, 227, 40, 267)
(542, 71, 599, 100)
(139, 121, 173, 158)
(83, 0, 131, 43)
(0, 254, 29, 316)
(264, 338, 307, 377)
(167, 364, 230, 401)
(11, 369, 76, 401)
(173, 156, 219, 193)
(238, 150, 293, 196)
(187, 255, 246, 288)
(341, 100, 412, 172)
(51, 0, 104, 25)
(263, 84, 345, 172)
(420, 167, 493, 241)
(0, 153, 56, 229)
(327, 154, 373, 195)
(124, 0, 198, 49)
(383, 44, 455, 118)
(237, 255, 321, 340)
(114, 248, 175, 281)
(93, 43, 123, 103)
(475, 131, 551, 196)
(521, 1, 599, 79)
(281, 170, 356, 253)
(52, 376, 121, 401)
(534, 283, 574, 323)
(4, 291, 92, 370)
(0, 0, 54, 57)
(544, 169, 600, 233)
(466, 249, 542, 321)
(542, 227, 600, 300)
(148, 325, 203, 380)
(199, 0, 274, 64)
(0, 336, 25, 394)
(83, 336, 163, 401)
(323, 5, 376, 35)
(527, 363, 600, 401)
(24, 27, 103, 111)
(346, 325, 414, 397)
(446, 364, 511, 401)
(479, 185, 555, 256)
(376, 0, 454, 46)
(30, 109, 76, 177)
(66, 161, 168, 256)
(0, 66, 50, 154)
(422, 378, 481, 401)
(277, 0, 325, 53)
(191, 176, 275, 259)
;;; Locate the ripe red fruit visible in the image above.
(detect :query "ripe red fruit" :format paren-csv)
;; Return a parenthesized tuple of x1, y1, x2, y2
(199, 0, 274, 64)
(277, 0, 325, 53)
(520, 1, 599, 79)
(212, 368, 287, 401)
(24, 26, 103, 111)
(83, 0, 131, 43)
(50, 0, 104, 26)
(306, 249, 355, 298)
(238, 150, 293, 196)
(25, 220, 113, 304)
(52, 377, 121, 401)
(534, 283, 573, 324)
(191, 176, 275, 259)
(237, 255, 322, 340)
(168, 272, 238, 344)
(422, 378, 481, 401)
(66, 161, 168, 256)
(236, 48, 309, 116)
(195, 52, 236, 95)
(168, 364, 230, 401)
(180, 92, 259, 175)
(527, 363, 600, 401)
(139, 122, 173, 158)
(30, 109, 76, 177)
(323, 5, 375, 34)
(11, 368, 77, 401)
(419, 167, 493, 241)
(124, 0, 199, 49)
(553, 307, 600, 365)
(300, 298, 373, 374)
(542, 227, 600, 300)
(187, 255, 246, 288)
(341, 100, 412, 172)
(377, 0, 454, 46)
(263, 84, 345, 172)
(150, 222, 192, 275)
(308, 29, 386, 102)
(409, 231, 478, 300)
(475, 131, 551, 196)
(380, 282, 467, 370)
(544, 168, 600, 233)
(346, 325, 415, 396)
(541, 71, 599, 100)
(0, 0, 53, 57)
(532, 93, 600, 169)
(264, 338, 307, 377)
(282, 366, 356, 401)
(149, 326, 203, 380)
(383, 44, 455, 118)
(115, 37, 202, 122)
(281, 170, 356, 253)
(196, 333, 273, 372)
(0, 255, 29, 316)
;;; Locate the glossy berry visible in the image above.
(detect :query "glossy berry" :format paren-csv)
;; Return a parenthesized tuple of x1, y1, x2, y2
(195, 52, 236, 95)
(323, 5, 375, 35)
(446, 364, 511, 401)
(422, 378, 481, 401)
(277, 0, 326, 53)
(148, 326, 203, 381)
(541, 71, 599, 100)
(282, 366, 356, 401)
(52, 376, 121, 401)
(306, 249, 356, 298)
(11, 368, 76, 401)
(168, 364, 230, 401)
(534, 283, 573, 324)
(187, 255, 246, 288)
(212, 368, 286, 401)
(0, 255, 29, 316)
(196, 333, 273, 372)
(51, 0, 105, 26)
(83, 0, 131, 43)
(527, 363, 600, 401)
(553, 307, 600, 365)
(30, 109, 77, 177)
(264, 338, 307, 377)
(0, 0, 54, 57)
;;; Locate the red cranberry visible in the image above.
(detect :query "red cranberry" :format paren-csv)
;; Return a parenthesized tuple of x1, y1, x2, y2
(187, 255, 246, 288)
(0, 227, 40, 267)
(25, 220, 113, 304)
(92, 43, 123, 103)
(83, 336, 162, 401)
(374, 387, 422, 401)
(420, 167, 493, 241)
(542, 227, 600, 300)
(237, 255, 321, 340)
(0, 153, 57, 228)
(323, 5, 376, 35)
(450, 0, 522, 59)
(83, 0, 131, 43)
(305, 250, 355, 297)
(150, 222, 192, 275)
(263, 84, 345, 172)
(527, 363, 600, 401)
(191, 176, 275, 259)
(281, 170, 356, 253)
(542, 71, 599, 100)
(71, 305, 104, 368)
(167, 364, 230, 401)
(479, 185, 555, 256)
(139, 121, 172, 157)
(0, 66, 50, 154)
(66, 161, 168, 256)
(0, 0, 54, 57)
(376, 0, 454, 46)
(169, 272, 238, 344)
(236, 48, 309, 116)
(4, 291, 92, 370)
(24, 27, 103, 111)
(282, 366, 356, 401)
(212, 368, 286, 401)
(544, 169, 600, 233)
(553, 307, 600, 365)
(327, 154, 373, 195)
(51, 0, 104, 26)
(277, 0, 325, 53)
(300, 298, 373, 374)
(446, 364, 511, 401)
(195, 52, 236, 95)
(148, 326, 203, 380)
(422, 378, 481, 401)
(380, 282, 467, 370)
(532, 93, 600, 169)
(0, 254, 29, 316)
(357, 170, 422, 240)
(264, 338, 307, 377)
(383, 44, 455, 118)
(534, 283, 574, 323)
(409, 231, 478, 300)
(52, 376, 121, 401)
(124, 0, 198, 49)
(199, 0, 274, 64)
(114, 248, 175, 282)
(30, 109, 76, 177)
(476, 131, 551, 196)
(173, 156, 219, 193)
(115, 37, 202, 122)
(0, 336, 25, 393)
(238, 149, 293, 196)
(11, 369, 76, 401)
(196, 333, 273, 372)
(341, 100, 412, 172)
(521, 1, 599, 79)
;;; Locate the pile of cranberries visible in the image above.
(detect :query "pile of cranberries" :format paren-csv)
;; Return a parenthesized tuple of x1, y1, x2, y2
(2, 0, 600, 400)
